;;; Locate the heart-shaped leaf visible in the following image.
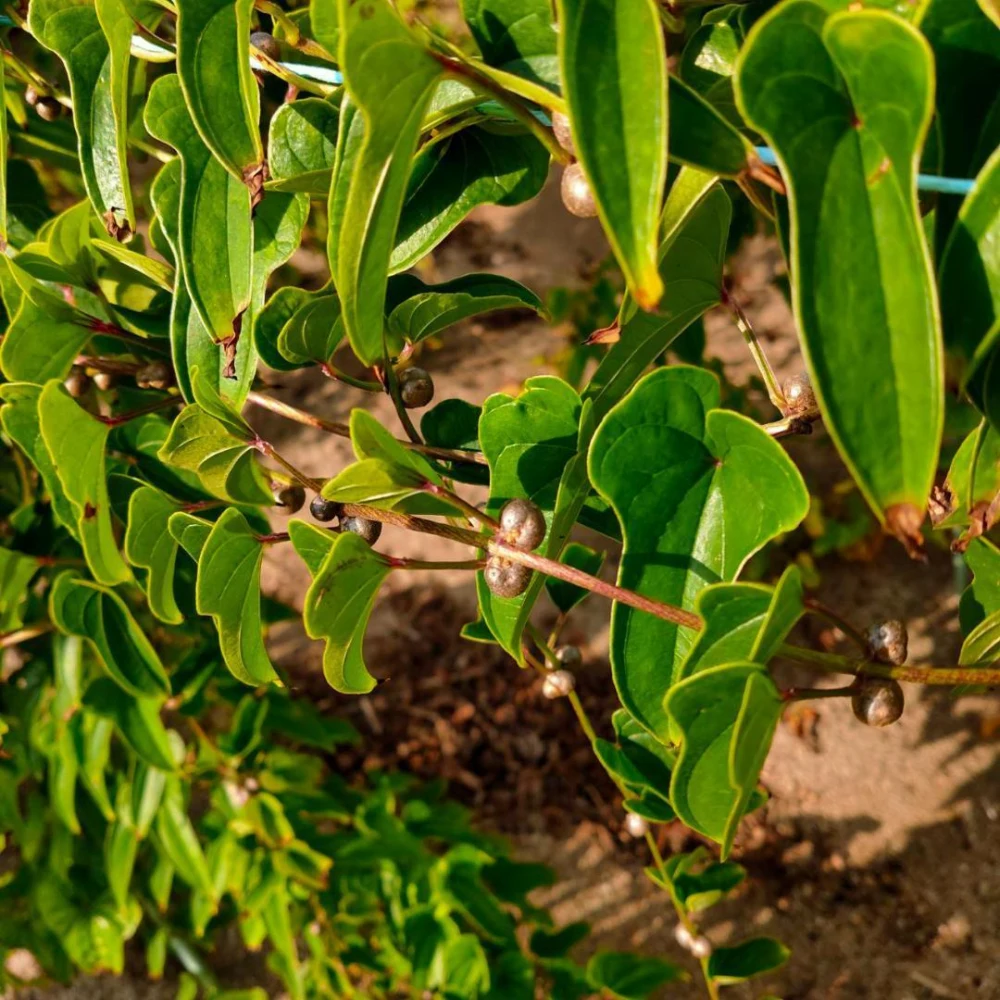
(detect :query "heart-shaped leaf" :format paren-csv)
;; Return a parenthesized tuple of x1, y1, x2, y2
(267, 97, 339, 195)
(586, 952, 684, 999)
(666, 662, 782, 856)
(708, 936, 790, 985)
(50, 572, 169, 698)
(589, 366, 808, 740)
(38, 381, 132, 586)
(145, 74, 253, 358)
(554, 0, 668, 310)
(302, 530, 392, 693)
(736, 5, 942, 550)
(332, 0, 444, 364)
(83, 678, 176, 771)
(386, 273, 543, 347)
(391, 125, 549, 274)
(174, 0, 264, 186)
(29, 0, 133, 236)
(124, 486, 183, 624)
(461, 0, 559, 88)
(194, 507, 278, 686)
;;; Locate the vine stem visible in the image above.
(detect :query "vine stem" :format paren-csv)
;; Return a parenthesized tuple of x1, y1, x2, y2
(490, 540, 703, 631)
(0, 623, 54, 648)
(254, 440, 323, 492)
(78, 316, 171, 357)
(720, 285, 784, 412)
(803, 598, 869, 652)
(385, 557, 486, 571)
(422, 483, 498, 530)
(96, 396, 182, 427)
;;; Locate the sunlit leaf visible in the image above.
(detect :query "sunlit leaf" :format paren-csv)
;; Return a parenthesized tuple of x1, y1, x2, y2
(83, 678, 175, 771)
(267, 97, 339, 195)
(124, 486, 183, 624)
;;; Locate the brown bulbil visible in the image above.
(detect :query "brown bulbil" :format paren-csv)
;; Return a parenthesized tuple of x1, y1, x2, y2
(865, 619, 908, 665)
(93, 372, 116, 392)
(551, 111, 575, 156)
(484, 556, 532, 598)
(136, 361, 174, 391)
(561, 163, 598, 218)
(781, 372, 819, 420)
(498, 497, 546, 551)
(24, 86, 40, 107)
(63, 367, 90, 399)
(851, 677, 904, 727)
(274, 484, 306, 514)
(340, 515, 382, 546)
(35, 96, 62, 121)
(250, 31, 281, 61)
(398, 367, 434, 409)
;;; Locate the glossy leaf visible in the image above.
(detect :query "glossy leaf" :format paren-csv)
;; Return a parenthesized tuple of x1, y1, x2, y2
(462, 0, 558, 87)
(50, 572, 169, 697)
(38, 381, 131, 586)
(195, 507, 278, 687)
(302, 530, 392, 694)
(83, 678, 175, 771)
(333, 0, 444, 364)
(29, 0, 133, 236)
(680, 18, 741, 124)
(0, 549, 39, 631)
(174, 0, 264, 183)
(169, 511, 213, 562)
(391, 125, 549, 273)
(155, 778, 216, 897)
(708, 937, 791, 984)
(145, 75, 253, 353)
(124, 486, 183, 624)
(555, 0, 668, 309)
(589, 367, 807, 740)
(386, 273, 544, 347)
(960, 537, 1000, 635)
(666, 663, 782, 856)
(585, 179, 730, 422)
(669, 74, 751, 178)
(544, 543, 605, 614)
(586, 952, 684, 999)
(277, 293, 343, 367)
(736, 4, 942, 545)
(267, 97, 339, 195)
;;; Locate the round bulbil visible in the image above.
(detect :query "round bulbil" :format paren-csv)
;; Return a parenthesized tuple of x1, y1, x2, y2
(561, 163, 598, 219)
(851, 677, 904, 727)
(250, 31, 281, 61)
(340, 515, 382, 546)
(136, 361, 173, 391)
(309, 495, 341, 523)
(865, 619, 908, 665)
(623, 812, 649, 838)
(93, 372, 116, 392)
(781, 372, 819, 420)
(35, 96, 62, 121)
(274, 484, 306, 514)
(551, 111, 575, 156)
(555, 645, 582, 669)
(542, 669, 575, 700)
(484, 556, 532, 599)
(498, 497, 546, 552)
(398, 367, 435, 409)
(63, 367, 90, 399)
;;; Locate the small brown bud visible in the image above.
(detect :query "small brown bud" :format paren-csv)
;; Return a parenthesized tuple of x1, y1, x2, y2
(398, 367, 434, 409)
(865, 619, 908, 665)
(551, 111, 575, 155)
(63, 367, 90, 399)
(851, 677, 904, 727)
(35, 96, 62, 122)
(561, 163, 598, 218)
(498, 497, 545, 551)
(93, 372, 117, 392)
(484, 556, 532, 598)
(136, 361, 174, 391)
(340, 515, 382, 545)
(250, 31, 281, 61)
(542, 669, 575, 699)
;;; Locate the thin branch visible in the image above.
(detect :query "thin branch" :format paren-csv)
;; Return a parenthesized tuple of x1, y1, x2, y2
(720, 285, 784, 411)
(340, 503, 490, 548)
(422, 482, 498, 529)
(0, 623, 54, 648)
(803, 598, 869, 652)
(96, 396, 182, 427)
(385, 556, 486, 571)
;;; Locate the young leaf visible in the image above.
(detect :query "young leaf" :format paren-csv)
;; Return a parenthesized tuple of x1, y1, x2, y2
(50, 572, 169, 698)
(174, 0, 264, 188)
(386, 273, 544, 348)
(665, 662, 782, 857)
(145, 74, 253, 362)
(680, 18, 741, 124)
(277, 293, 343, 367)
(169, 511, 213, 562)
(960, 537, 1000, 634)
(333, 0, 444, 364)
(708, 937, 790, 984)
(586, 952, 684, 999)
(585, 179, 730, 422)
(736, 5, 942, 551)
(555, 0, 668, 310)
(38, 381, 131, 586)
(0, 549, 40, 631)
(29, 0, 133, 237)
(83, 678, 176, 771)
(391, 125, 549, 273)
(195, 507, 278, 687)
(267, 97, 339, 195)
(302, 530, 392, 694)
(124, 486, 183, 624)
(589, 367, 808, 741)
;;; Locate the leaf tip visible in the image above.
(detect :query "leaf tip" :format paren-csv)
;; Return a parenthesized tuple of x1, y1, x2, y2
(633, 273, 664, 313)
(885, 503, 926, 561)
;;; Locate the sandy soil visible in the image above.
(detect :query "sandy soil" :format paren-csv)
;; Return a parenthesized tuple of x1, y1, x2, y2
(11, 173, 1000, 1000)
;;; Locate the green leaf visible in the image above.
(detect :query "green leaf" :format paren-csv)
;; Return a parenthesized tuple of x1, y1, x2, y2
(589, 367, 808, 740)
(38, 381, 131, 586)
(666, 663, 782, 856)
(277, 292, 343, 366)
(475, 376, 582, 659)
(530, 922, 590, 960)
(0, 382, 78, 532)
(462, 0, 558, 87)
(960, 537, 1000, 634)
(83, 678, 176, 771)
(545, 542, 605, 614)
(155, 778, 216, 897)
(174, 0, 264, 184)
(930, 421, 1000, 541)
(669, 74, 752, 178)
(939, 146, 1000, 386)
(736, 4, 942, 546)
(91, 240, 174, 292)
(391, 125, 549, 273)
(555, 0, 668, 309)
(680, 18, 741, 124)
(421, 398, 482, 453)
(29, 0, 133, 236)
(124, 486, 183, 624)
(195, 507, 278, 687)
(0, 51, 7, 245)
(708, 937, 790, 984)
(584, 177, 730, 423)
(585, 952, 684, 999)
(333, 0, 444, 364)
(0, 548, 39, 631)
(311, 0, 338, 56)
(34, 872, 124, 974)
(79, 715, 115, 819)
(673, 860, 745, 913)
(302, 530, 392, 693)
(252, 286, 316, 372)
(0, 256, 93, 383)
(266, 97, 339, 195)
(168, 511, 213, 562)
(50, 573, 169, 698)
(145, 74, 253, 351)
(158, 405, 272, 506)
(386, 273, 543, 347)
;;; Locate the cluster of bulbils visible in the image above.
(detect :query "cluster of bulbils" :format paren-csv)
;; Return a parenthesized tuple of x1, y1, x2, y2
(483, 497, 546, 598)
(64, 361, 174, 398)
(24, 85, 62, 122)
(852, 619, 907, 727)
(552, 112, 599, 220)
